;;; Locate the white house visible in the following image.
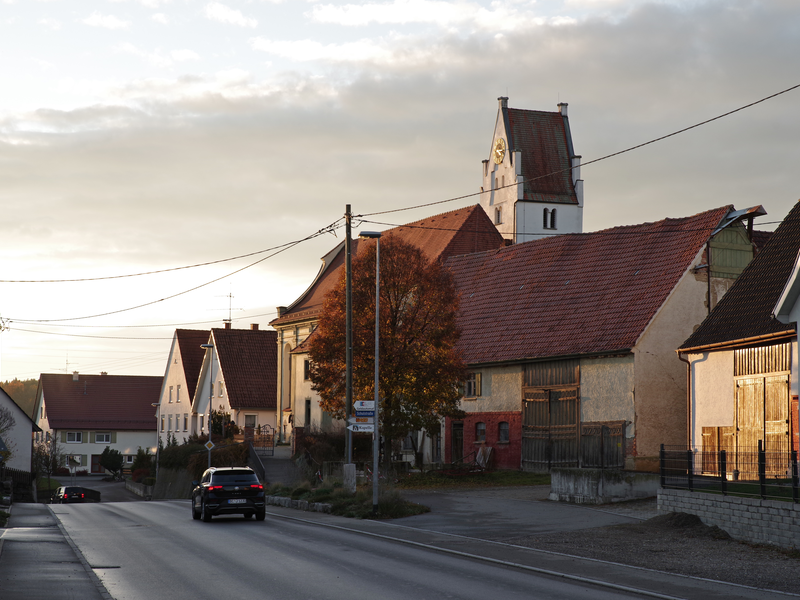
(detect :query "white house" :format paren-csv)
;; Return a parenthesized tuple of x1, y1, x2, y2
(33, 373, 161, 473)
(0, 385, 39, 471)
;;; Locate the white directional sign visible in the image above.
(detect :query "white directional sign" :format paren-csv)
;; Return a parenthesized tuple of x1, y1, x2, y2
(348, 416, 374, 425)
(347, 424, 375, 433)
(354, 400, 375, 411)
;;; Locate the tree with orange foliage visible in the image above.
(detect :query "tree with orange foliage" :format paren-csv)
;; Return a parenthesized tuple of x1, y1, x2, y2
(308, 234, 466, 459)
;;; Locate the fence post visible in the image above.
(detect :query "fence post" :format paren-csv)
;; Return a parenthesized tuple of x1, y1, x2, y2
(792, 450, 798, 504)
(720, 449, 727, 496)
(758, 439, 766, 500)
(687, 449, 694, 492)
(659, 444, 665, 489)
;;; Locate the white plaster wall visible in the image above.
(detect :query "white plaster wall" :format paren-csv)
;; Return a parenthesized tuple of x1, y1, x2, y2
(460, 365, 522, 413)
(516, 201, 583, 244)
(688, 350, 734, 449)
(580, 356, 635, 436)
(158, 335, 191, 447)
(1, 395, 33, 471)
(61, 430, 157, 470)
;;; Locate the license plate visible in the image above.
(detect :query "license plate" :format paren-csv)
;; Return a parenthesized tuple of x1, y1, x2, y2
(228, 499, 246, 504)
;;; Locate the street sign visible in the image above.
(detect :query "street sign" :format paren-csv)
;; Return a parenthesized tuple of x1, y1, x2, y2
(204, 441, 215, 451)
(354, 400, 375, 410)
(347, 424, 375, 433)
(348, 416, 374, 425)
(354, 410, 375, 418)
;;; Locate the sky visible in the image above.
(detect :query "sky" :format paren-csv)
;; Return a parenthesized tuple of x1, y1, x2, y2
(1, 0, 799, 382)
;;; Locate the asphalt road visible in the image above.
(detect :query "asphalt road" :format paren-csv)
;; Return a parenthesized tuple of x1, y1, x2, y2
(48, 500, 790, 600)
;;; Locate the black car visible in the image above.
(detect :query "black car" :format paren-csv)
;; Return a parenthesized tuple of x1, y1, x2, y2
(191, 467, 265, 522)
(53, 486, 85, 504)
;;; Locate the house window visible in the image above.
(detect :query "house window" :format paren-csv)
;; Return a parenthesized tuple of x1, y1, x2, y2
(304, 359, 312, 381)
(543, 208, 549, 229)
(125, 455, 134, 464)
(66, 432, 82, 443)
(177, 385, 181, 403)
(305, 398, 311, 428)
(218, 381, 224, 397)
(498, 422, 510, 443)
(475, 422, 486, 443)
(160, 415, 165, 432)
(169, 386, 173, 403)
(550, 208, 557, 230)
(168, 415, 172, 432)
(200, 415, 205, 432)
(245, 414, 257, 428)
(464, 373, 482, 398)
(95, 432, 110, 444)
(494, 206, 502, 225)
(184, 414, 189, 431)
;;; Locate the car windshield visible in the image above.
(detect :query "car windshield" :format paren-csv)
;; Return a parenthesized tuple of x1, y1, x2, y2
(212, 473, 257, 484)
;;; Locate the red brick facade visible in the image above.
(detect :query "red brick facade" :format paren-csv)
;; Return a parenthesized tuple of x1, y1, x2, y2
(446, 411, 521, 470)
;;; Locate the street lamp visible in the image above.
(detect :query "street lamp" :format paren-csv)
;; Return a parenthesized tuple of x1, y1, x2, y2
(201, 343, 214, 469)
(151, 403, 160, 481)
(359, 230, 381, 514)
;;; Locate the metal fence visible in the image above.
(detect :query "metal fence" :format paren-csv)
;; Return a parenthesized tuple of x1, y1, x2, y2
(660, 442, 800, 503)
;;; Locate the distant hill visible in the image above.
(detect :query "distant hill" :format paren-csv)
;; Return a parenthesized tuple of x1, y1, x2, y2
(1, 378, 39, 419)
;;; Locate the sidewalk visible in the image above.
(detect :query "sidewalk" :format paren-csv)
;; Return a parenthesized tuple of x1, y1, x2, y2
(0, 503, 106, 600)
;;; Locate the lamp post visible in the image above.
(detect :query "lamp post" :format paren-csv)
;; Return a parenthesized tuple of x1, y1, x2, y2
(151, 402, 160, 482)
(359, 231, 381, 514)
(201, 343, 214, 469)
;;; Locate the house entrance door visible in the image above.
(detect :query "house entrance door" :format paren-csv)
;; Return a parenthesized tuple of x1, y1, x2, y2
(522, 388, 579, 472)
(451, 422, 463, 464)
(91, 454, 103, 474)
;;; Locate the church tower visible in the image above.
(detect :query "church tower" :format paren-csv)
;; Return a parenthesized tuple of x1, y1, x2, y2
(480, 97, 584, 244)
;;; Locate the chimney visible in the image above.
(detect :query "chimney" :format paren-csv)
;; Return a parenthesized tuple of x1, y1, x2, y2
(276, 306, 287, 317)
(498, 96, 508, 109)
(250, 323, 259, 331)
(558, 102, 568, 117)
(72, 371, 79, 382)
(100, 372, 107, 376)
(224, 322, 232, 330)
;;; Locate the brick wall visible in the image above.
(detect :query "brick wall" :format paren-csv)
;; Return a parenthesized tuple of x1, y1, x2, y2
(446, 412, 521, 469)
(658, 488, 800, 550)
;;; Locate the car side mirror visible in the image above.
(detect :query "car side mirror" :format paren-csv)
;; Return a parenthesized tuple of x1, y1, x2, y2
(191, 481, 199, 487)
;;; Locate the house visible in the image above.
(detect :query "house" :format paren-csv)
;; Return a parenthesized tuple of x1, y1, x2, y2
(445, 205, 767, 471)
(190, 325, 278, 437)
(156, 328, 209, 446)
(269, 205, 505, 444)
(0, 385, 40, 471)
(678, 201, 800, 477)
(33, 373, 162, 473)
(480, 97, 584, 243)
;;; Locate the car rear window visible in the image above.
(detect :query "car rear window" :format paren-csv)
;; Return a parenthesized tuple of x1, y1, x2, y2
(65, 487, 83, 493)
(212, 472, 258, 484)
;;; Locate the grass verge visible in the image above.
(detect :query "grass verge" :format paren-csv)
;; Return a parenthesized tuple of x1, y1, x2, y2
(0, 509, 8, 527)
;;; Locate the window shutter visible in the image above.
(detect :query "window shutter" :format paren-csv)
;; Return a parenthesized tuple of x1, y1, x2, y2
(89, 431, 95, 443)
(81, 455, 87, 467)
(61, 431, 67, 443)
(111, 432, 117, 443)
(81, 432, 88, 444)
(475, 373, 482, 396)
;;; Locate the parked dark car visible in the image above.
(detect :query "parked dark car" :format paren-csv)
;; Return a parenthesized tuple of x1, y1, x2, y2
(191, 467, 265, 522)
(53, 486, 86, 504)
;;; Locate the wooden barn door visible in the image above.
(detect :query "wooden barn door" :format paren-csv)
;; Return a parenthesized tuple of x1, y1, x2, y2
(522, 387, 579, 471)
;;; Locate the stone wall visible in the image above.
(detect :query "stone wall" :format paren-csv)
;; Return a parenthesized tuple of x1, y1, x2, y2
(659, 488, 800, 549)
(125, 479, 154, 500)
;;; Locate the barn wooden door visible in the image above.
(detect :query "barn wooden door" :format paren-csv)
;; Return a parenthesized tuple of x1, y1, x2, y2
(522, 388, 579, 471)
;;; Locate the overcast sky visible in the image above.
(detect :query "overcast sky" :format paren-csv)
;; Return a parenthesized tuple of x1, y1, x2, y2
(1, 0, 798, 382)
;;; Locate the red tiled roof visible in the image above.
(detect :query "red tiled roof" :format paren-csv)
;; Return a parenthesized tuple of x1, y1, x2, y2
(175, 329, 210, 400)
(751, 229, 773, 253)
(41, 374, 162, 430)
(212, 328, 278, 410)
(447, 206, 732, 365)
(506, 108, 578, 205)
(270, 205, 504, 327)
(679, 203, 800, 351)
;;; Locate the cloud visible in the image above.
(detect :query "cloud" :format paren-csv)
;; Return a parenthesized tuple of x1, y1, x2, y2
(307, 0, 565, 31)
(203, 2, 258, 28)
(171, 49, 200, 62)
(81, 13, 131, 30)
(151, 13, 169, 24)
(38, 17, 61, 31)
(251, 37, 394, 63)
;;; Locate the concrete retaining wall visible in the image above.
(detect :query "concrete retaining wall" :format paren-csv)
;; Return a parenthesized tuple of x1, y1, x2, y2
(265, 495, 331, 513)
(549, 468, 659, 504)
(125, 480, 154, 499)
(659, 488, 800, 550)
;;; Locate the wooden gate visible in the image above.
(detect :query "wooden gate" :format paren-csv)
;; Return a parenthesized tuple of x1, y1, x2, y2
(734, 373, 790, 478)
(522, 388, 579, 471)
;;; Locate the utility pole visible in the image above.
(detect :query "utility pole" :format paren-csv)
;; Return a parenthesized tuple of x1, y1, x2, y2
(345, 205, 353, 464)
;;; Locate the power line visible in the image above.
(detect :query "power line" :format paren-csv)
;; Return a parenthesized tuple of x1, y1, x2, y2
(360, 82, 800, 218)
(6, 220, 343, 323)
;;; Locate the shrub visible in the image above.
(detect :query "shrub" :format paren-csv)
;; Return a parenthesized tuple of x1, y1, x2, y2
(55, 467, 69, 476)
(75, 469, 89, 476)
(142, 477, 156, 487)
(187, 443, 249, 481)
(159, 443, 205, 471)
(131, 447, 153, 473)
(131, 468, 150, 483)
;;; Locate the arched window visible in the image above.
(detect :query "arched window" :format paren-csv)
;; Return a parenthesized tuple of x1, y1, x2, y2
(550, 208, 557, 230)
(498, 421, 510, 443)
(475, 422, 486, 443)
(543, 208, 550, 229)
(494, 206, 502, 225)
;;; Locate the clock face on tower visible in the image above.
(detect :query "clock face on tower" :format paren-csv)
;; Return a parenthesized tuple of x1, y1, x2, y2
(493, 138, 506, 164)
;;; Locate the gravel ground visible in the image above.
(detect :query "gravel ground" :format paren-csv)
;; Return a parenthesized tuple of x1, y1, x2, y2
(509, 498, 800, 594)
